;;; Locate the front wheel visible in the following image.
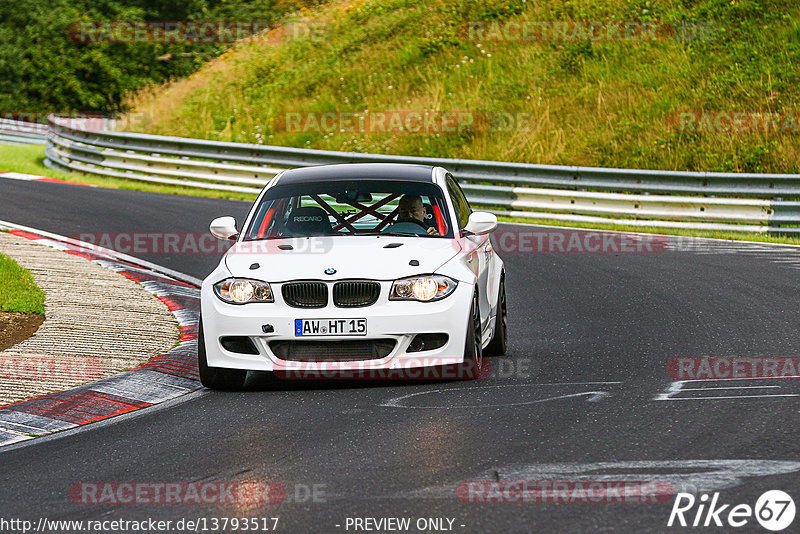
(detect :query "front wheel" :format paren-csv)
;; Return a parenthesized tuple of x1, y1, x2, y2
(198, 318, 247, 390)
(484, 273, 507, 356)
(459, 291, 487, 380)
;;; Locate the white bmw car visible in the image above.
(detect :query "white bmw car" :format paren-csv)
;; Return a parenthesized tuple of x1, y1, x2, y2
(199, 163, 507, 389)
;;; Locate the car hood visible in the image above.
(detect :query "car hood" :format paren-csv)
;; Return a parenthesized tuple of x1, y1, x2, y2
(224, 236, 461, 281)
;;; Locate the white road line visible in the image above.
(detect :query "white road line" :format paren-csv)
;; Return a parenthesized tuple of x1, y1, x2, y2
(679, 385, 781, 391)
(381, 382, 619, 408)
(664, 394, 799, 400)
(654, 379, 800, 401)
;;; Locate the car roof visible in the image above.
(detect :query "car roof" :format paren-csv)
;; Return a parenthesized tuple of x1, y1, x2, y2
(274, 163, 436, 185)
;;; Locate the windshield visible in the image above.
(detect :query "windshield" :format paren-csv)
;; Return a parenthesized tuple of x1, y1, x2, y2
(243, 179, 454, 240)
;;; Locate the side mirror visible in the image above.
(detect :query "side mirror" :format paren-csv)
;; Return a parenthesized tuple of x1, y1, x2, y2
(462, 211, 497, 236)
(210, 216, 239, 241)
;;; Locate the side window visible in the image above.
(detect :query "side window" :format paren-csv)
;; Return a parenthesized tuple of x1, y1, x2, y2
(446, 174, 471, 228)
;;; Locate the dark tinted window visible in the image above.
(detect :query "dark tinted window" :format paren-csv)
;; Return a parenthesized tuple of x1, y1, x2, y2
(244, 179, 454, 239)
(446, 174, 471, 228)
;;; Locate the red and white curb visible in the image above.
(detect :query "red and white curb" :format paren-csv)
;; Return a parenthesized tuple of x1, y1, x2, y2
(0, 222, 201, 446)
(0, 171, 95, 187)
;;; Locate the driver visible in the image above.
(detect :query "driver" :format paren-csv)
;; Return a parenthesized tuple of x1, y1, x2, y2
(397, 195, 438, 235)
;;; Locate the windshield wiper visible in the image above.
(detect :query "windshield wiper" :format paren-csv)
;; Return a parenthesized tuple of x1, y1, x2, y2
(357, 231, 421, 237)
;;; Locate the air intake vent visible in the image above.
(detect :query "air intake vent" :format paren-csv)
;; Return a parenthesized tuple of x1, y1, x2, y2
(282, 282, 328, 308)
(269, 339, 396, 361)
(220, 336, 259, 355)
(333, 281, 380, 308)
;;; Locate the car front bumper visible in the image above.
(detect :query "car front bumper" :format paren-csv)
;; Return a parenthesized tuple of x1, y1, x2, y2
(200, 280, 473, 373)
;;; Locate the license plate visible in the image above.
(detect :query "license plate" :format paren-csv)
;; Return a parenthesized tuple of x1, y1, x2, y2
(295, 318, 367, 336)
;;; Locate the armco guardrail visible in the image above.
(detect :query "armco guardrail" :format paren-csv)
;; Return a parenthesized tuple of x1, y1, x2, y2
(42, 115, 800, 234)
(0, 118, 48, 145)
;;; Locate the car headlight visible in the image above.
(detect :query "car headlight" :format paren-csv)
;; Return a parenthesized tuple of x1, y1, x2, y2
(213, 278, 273, 304)
(389, 275, 457, 302)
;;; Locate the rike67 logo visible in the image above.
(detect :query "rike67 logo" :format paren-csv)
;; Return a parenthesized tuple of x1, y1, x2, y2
(668, 490, 795, 531)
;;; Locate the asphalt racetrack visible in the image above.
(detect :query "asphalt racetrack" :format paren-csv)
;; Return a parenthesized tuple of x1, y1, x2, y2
(1, 178, 799, 533)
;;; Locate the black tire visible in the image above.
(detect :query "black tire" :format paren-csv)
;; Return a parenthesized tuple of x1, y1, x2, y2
(198, 318, 247, 390)
(484, 273, 507, 356)
(459, 291, 486, 380)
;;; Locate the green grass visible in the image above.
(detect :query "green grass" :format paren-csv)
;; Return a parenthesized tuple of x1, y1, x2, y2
(0, 253, 45, 314)
(0, 144, 257, 201)
(5, 0, 799, 245)
(124, 0, 800, 174)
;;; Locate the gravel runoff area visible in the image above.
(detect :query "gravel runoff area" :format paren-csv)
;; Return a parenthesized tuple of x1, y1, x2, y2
(0, 231, 180, 405)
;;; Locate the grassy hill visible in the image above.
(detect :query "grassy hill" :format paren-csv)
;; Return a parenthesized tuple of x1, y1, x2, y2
(123, 0, 800, 174)
(0, 0, 314, 114)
